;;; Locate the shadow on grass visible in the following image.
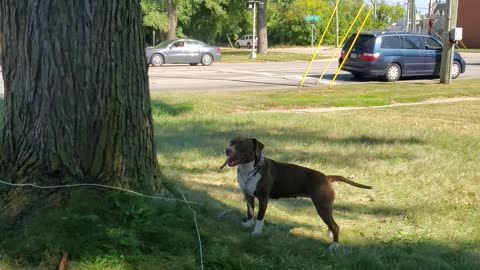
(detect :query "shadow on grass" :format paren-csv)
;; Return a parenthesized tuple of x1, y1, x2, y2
(155, 118, 424, 170)
(0, 177, 478, 270)
(169, 181, 480, 270)
(151, 100, 193, 116)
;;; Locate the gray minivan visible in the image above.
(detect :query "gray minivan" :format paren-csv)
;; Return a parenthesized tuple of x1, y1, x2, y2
(339, 31, 466, 81)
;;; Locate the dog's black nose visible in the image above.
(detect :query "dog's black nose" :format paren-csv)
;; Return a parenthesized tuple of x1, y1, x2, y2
(225, 148, 232, 156)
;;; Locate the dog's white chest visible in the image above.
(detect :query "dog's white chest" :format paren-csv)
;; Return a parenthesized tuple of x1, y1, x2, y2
(237, 161, 262, 196)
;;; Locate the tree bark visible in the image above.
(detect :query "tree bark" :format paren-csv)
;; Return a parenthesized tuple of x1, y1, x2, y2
(0, 0, 160, 217)
(165, 0, 177, 40)
(257, 0, 268, 54)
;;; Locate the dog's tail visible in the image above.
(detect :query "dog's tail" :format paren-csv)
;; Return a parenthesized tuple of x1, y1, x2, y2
(327, 175, 373, 189)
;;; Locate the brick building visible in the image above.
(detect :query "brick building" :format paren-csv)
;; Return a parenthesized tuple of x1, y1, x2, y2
(457, 0, 480, 48)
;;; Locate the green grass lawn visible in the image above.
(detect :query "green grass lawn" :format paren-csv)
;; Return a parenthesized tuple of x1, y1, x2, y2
(221, 49, 321, 63)
(1, 80, 480, 269)
(457, 48, 480, 53)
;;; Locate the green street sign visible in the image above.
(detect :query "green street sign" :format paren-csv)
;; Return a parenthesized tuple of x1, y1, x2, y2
(304, 15, 321, 23)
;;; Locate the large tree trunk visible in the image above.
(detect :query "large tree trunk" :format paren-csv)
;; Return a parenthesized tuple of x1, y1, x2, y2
(257, 0, 268, 54)
(0, 0, 160, 218)
(165, 0, 177, 40)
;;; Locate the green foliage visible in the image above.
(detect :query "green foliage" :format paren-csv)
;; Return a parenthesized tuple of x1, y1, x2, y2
(368, 1, 406, 30)
(140, 0, 406, 46)
(141, 0, 169, 32)
(180, 0, 249, 44)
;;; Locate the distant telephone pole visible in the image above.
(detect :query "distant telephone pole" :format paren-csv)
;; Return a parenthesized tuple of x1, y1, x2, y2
(440, 0, 458, 84)
(409, 0, 416, 32)
(335, 6, 339, 47)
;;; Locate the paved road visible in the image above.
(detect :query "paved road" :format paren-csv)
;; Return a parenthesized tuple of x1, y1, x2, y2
(1, 52, 479, 95)
(148, 52, 480, 92)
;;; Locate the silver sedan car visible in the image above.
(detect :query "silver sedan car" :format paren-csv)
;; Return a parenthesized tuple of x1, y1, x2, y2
(145, 39, 221, 67)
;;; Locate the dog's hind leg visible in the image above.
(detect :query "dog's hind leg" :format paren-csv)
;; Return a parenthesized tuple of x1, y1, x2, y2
(312, 199, 340, 249)
(242, 194, 256, 228)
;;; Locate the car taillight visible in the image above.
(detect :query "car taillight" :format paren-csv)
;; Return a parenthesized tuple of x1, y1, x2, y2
(217, 47, 221, 53)
(341, 50, 346, 58)
(360, 53, 380, 61)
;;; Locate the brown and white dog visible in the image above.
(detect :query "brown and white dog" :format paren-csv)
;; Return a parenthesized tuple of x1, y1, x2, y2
(220, 137, 373, 249)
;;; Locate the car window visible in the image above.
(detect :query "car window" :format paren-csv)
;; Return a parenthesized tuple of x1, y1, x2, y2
(344, 34, 376, 51)
(403, 35, 422, 49)
(424, 37, 442, 50)
(381, 36, 403, 49)
(154, 40, 171, 48)
(172, 41, 184, 48)
(186, 40, 205, 47)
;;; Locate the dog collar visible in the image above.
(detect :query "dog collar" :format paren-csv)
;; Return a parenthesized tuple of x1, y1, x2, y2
(253, 152, 265, 176)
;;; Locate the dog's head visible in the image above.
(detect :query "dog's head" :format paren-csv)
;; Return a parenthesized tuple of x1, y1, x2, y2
(220, 137, 264, 169)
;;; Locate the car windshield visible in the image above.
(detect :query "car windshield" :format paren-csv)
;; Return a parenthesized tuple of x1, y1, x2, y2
(154, 40, 172, 48)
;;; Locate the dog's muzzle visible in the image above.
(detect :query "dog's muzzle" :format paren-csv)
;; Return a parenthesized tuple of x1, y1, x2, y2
(220, 147, 237, 169)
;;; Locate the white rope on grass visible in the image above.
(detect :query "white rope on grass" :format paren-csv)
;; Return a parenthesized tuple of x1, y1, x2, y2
(0, 178, 205, 269)
(178, 188, 204, 270)
(0, 179, 200, 205)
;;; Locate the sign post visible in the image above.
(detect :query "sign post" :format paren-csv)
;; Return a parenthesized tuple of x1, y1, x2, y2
(247, 1, 264, 59)
(304, 16, 321, 48)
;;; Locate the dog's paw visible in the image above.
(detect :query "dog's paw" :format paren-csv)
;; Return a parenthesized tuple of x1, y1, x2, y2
(251, 220, 264, 235)
(328, 242, 340, 250)
(241, 219, 255, 228)
(251, 229, 262, 235)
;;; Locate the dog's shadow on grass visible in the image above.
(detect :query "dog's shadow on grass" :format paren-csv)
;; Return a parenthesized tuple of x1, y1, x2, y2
(273, 197, 406, 218)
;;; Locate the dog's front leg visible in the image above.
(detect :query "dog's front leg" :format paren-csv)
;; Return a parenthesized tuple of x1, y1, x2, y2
(241, 193, 256, 228)
(252, 196, 268, 235)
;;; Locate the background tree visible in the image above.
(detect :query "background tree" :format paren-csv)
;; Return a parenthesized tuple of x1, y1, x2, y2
(257, 0, 268, 54)
(141, 0, 169, 44)
(181, 0, 247, 44)
(369, 1, 406, 30)
(0, 0, 160, 220)
(165, 0, 178, 39)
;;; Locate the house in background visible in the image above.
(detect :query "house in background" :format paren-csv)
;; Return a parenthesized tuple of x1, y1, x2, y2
(431, 0, 480, 48)
(457, 0, 480, 48)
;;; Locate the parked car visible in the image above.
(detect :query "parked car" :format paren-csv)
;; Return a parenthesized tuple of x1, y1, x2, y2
(235, 35, 257, 49)
(339, 31, 466, 81)
(145, 39, 221, 67)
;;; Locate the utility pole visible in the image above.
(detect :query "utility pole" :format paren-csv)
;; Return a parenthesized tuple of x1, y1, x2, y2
(405, 1, 410, 31)
(250, 1, 257, 59)
(428, 0, 432, 16)
(410, 0, 416, 32)
(440, 0, 458, 84)
(335, 7, 339, 47)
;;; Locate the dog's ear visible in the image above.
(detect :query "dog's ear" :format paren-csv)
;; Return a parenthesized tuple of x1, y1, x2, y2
(252, 138, 264, 156)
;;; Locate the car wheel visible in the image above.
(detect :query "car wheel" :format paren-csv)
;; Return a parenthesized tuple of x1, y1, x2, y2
(189, 63, 198, 66)
(150, 54, 164, 67)
(247, 42, 252, 49)
(451, 61, 461, 79)
(201, 54, 213, 66)
(384, 63, 401, 82)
